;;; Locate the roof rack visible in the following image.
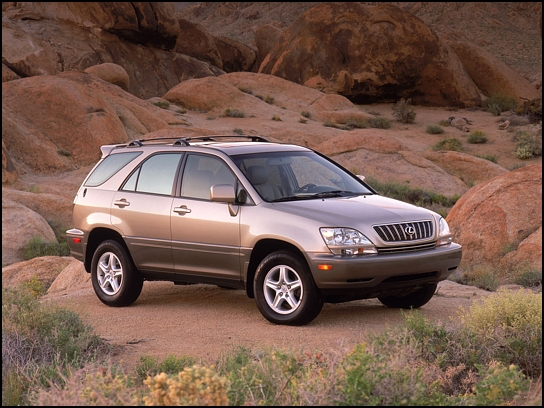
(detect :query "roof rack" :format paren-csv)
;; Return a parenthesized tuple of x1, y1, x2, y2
(125, 135, 270, 147)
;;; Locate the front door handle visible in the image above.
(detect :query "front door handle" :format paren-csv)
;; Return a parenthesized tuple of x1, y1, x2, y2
(114, 199, 130, 208)
(173, 205, 192, 215)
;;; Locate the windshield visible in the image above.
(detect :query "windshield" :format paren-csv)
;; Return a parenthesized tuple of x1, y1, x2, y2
(232, 150, 374, 202)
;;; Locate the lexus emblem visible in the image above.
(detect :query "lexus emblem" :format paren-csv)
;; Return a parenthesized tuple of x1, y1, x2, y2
(405, 226, 416, 235)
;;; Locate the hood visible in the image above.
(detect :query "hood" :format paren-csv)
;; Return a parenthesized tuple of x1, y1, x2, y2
(271, 195, 436, 228)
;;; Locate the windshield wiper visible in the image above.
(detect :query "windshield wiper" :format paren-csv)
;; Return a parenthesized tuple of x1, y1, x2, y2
(271, 190, 358, 202)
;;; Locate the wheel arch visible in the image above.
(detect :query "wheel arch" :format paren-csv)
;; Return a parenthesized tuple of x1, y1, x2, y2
(245, 238, 306, 298)
(85, 228, 131, 272)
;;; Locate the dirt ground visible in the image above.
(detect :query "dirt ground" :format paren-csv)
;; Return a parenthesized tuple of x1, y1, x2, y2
(41, 278, 494, 372)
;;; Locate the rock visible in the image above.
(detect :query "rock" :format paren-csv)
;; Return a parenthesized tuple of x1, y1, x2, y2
(84, 63, 130, 91)
(259, 2, 481, 107)
(252, 24, 282, 73)
(2, 256, 74, 287)
(175, 18, 223, 69)
(449, 41, 542, 102)
(212, 35, 256, 73)
(447, 164, 542, 270)
(2, 198, 57, 266)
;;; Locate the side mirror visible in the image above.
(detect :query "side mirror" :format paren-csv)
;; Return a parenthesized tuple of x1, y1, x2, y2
(210, 184, 236, 203)
(357, 175, 365, 181)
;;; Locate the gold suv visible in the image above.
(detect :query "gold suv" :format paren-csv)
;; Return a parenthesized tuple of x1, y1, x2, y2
(66, 136, 462, 326)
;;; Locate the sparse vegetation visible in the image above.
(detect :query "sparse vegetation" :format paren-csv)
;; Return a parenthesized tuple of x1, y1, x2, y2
(152, 101, 170, 109)
(299, 117, 308, 124)
(22, 235, 70, 260)
(368, 116, 391, 129)
(481, 94, 518, 115)
(6, 282, 539, 406)
(272, 114, 282, 121)
(433, 138, 462, 151)
(476, 154, 498, 163)
(301, 111, 311, 118)
(345, 118, 368, 129)
(222, 108, 245, 118)
(426, 124, 444, 134)
(28, 184, 41, 194)
(391, 98, 416, 124)
(232, 128, 244, 135)
(512, 130, 542, 159)
(57, 149, 72, 156)
(467, 130, 488, 144)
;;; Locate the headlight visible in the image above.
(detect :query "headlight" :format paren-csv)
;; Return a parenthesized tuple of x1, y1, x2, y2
(320, 227, 377, 255)
(437, 217, 453, 246)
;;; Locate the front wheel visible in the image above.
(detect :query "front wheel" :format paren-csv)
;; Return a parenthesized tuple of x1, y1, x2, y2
(378, 284, 437, 309)
(254, 251, 323, 326)
(91, 240, 143, 307)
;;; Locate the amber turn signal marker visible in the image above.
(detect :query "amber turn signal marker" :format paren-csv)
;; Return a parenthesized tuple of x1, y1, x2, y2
(318, 264, 333, 270)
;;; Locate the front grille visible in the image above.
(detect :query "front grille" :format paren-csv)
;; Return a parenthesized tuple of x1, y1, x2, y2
(377, 242, 436, 254)
(374, 220, 433, 242)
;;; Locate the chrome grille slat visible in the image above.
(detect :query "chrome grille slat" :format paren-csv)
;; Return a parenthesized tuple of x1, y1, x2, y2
(374, 221, 433, 243)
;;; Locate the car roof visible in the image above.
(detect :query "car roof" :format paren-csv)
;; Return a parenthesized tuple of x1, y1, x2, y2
(100, 135, 312, 158)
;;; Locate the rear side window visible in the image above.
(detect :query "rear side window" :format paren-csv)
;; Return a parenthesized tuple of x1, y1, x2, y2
(122, 153, 183, 195)
(84, 152, 142, 187)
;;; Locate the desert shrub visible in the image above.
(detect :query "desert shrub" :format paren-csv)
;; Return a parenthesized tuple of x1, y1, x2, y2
(512, 130, 542, 159)
(301, 111, 311, 118)
(232, 128, 244, 135)
(426, 125, 444, 134)
(57, 149, 72, 156)
(28, 184, 41, 193)
(482, 94, 518, 114)
(467, 130, 488, 144)
(345, 118, 368, 129)
(476, 154, 498, 163)
(272, 114, 282, 121)
(299, 117, 308, 124)
(2, 285, 110, 405)
(438, 119, 451, 127)
(391, 98, 416, 123)
(264, 95, 275, 104)
(22, 235, 70, 260)
(222, 108, 245, 118)
(455, 264, 501, 291)
(432, 138, 462, 151)
(512, 268, 542, 289)
(368, 117, 391, 129)
(459, 289, 542, 377)
(143, 365, 229, 406)
(136, 354, 196, 382)
(515, 97, 542, 123)
(323, 120, 340, 129)
(152, 101, 170, 109)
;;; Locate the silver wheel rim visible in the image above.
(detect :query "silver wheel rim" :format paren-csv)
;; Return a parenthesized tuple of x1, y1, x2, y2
(263, 264, 303, 315)
(97, 251, 123, 296)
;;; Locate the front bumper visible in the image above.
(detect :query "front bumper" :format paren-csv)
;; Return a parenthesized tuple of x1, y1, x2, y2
(307, 243, 462, 298)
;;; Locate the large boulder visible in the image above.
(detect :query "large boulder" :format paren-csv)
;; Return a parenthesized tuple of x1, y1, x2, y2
(252, 24, 283, 73)
(2, 198, 57, 266)
(175, 18, 223, 69)
(447, 164, 542, 271)
(2, 71, 186, 174)
(259, 2, 481, 107)
(84, 62, 130, 91)
(449, 41, 542, 102)
(315, 130, 469, 197)
(2, 256, 76, 288)
(212, 35, 256, 73)
(2, 3, 223, 99)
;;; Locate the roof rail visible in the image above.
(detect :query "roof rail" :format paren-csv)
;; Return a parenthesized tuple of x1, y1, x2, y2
(126, 135, 270, 146)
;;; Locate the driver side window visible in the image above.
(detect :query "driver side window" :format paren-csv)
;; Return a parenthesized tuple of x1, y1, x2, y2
(181, 154, 235, 200)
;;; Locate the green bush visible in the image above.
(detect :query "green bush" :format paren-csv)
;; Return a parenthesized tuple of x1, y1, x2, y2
(467, 130, 488, 144)
(152, 101, 170, 109)
(345, 118, 368, 129)
(136, 354, 196, 382)
(426, 125, 444, 134)
(23, 235, 70, 260)
(368, 117, 391, 129)
(301, 111, 311, 118)
(391, 98, 416, 124)
(433, 138, 462, 151)
(512, 130, 542, 159)
(476, 154, 498, 163)
(482, 94, 518, 114)
(222, 108, 245, 118)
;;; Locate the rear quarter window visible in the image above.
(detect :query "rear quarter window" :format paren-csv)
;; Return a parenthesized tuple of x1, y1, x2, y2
(84, 152, 142, 187)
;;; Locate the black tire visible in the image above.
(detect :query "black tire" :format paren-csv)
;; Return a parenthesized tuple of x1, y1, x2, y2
(91, 240, 143, 307)
(378, 284, 438, 309)
(254, 250, 323, 326)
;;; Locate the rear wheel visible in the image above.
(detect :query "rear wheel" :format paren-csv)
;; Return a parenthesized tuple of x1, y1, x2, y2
(91, 240, 143, 307)
(254, 251, 323, 326)
(378, 284, 437, 309)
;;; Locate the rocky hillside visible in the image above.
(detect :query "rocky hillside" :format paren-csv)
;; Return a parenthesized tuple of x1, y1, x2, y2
(2, 2, 542, 284)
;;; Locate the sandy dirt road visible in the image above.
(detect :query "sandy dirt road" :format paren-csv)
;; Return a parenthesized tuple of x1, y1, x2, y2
(42, 279, 490, 372)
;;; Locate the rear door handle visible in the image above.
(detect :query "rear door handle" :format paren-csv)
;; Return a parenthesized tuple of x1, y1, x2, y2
(114, 199, 130, 208)
(173, 205, 191, 215)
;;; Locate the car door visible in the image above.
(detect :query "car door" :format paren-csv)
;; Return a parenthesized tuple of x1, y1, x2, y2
(171, 153, 242, 280)
(111, 152, 183, 272)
